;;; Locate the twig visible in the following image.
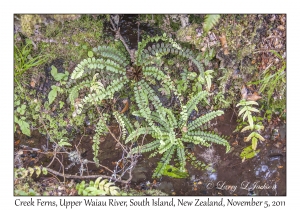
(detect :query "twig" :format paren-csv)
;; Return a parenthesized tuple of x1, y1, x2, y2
(55, 156, 65, 183)
(44, 167, 129, 184)
(109, 15, 135, 63)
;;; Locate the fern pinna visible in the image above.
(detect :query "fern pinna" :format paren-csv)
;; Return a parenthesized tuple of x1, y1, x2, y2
(125, 82, 230, 178)
(67, 34, 206, 166)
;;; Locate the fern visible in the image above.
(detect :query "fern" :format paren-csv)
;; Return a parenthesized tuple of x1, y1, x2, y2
(176, 146, 186, 172)
(236, 99, 259, 129)
(93, 114, 109, 166)
(125, 127, 150, 144)
(66, 34, 223, 175)
(15, 166, 47, 179)
(128, 84, 229, 178)
(130, 139, 161, 155)
(188, 131, 230, 152)
(186, 91, 208, 116)
(93, 45, 129, 68)
(153, 145, 175, 178)
(203, 15, 221, 32)
(181, 135, 211, 147)
(76, 177, 120, 196)
(188, 110, 224, 131)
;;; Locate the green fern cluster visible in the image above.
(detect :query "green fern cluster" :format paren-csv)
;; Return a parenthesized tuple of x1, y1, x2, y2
(76, 177, 120, 196)
(67, 34, 207, 166)
(124, 84, 230, 178)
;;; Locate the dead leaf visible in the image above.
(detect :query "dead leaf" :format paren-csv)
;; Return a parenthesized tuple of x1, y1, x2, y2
(247, 92, 262, 101)
(241, 85, 248, 100)
(185, 36, 192, 40)
(219, 34, 229, 55)
(182, 126, 188, 133)
(14, 139, 21, 146)
(30, 80, 36, 88)
(120, 99, 129, 114)
(232, 140, 238, 146)
(277, 25, 285, 31)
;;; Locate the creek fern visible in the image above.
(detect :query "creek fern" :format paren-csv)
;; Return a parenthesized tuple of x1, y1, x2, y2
(125, 82, 230, 178)
(203, 15, 221, 33)
(67, 34, 206, 166)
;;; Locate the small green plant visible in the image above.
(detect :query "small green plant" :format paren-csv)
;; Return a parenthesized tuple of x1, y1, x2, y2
(236, 99, 265, 152)
(14, 166, 48, 179)
(126, 82, 229, 178)
(76, 177, 120, 196)
(250, 50, 286, 120)
(50, 65, 69, 82)
(236, 99, 260, 129)
(67, 34, 206, 166)
(203, 15, 221, 33)
(240, 145, 260, 161)
(159, 164, 189, 178)
(241, 124, 265, 150)
(14, 38, 47, 84)
(185, 150, 208, 170)
(14, 101, 31, 136)
(14, 166, 48, 196)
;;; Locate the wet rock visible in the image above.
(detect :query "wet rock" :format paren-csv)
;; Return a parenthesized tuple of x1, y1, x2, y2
(279, 124, 286, 140)
(157, 181, 174, 194)
(131, 165, 148, 183)
(271, 128, 279, 140)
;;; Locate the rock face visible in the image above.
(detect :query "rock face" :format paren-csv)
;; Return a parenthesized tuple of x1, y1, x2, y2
(157, 181, 174, 194)
(131, 165, 148, 183)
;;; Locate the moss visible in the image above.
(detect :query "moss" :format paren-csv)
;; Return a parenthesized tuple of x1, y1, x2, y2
(240, 145, 260, 159)
(161, 165, 189, 178)
(176, 24, 202, 49)
(170, 20, 181, 31)
(20, 14, 42, 37)
(38, 15, 105, 64)
(189, 14, 204, 24)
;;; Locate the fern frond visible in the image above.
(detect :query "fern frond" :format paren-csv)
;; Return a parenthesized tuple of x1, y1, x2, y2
(203, 15, 221, 32)
(68, 80, 92, 105)
(118, 112, 134, 134)
(188, 131, 230, 152)
(134, 82, 163, 136)
(93, 45, 129, 68)
(93, 114, 109, 166)
(186, 91, 208, 116)
(132, 111, 169, 131)
(158, 139, 174, 154)
(176, 146, 186, 172)
(188, 110, 224, 132)
(153, 145, 175, 178)
(113, 111, 134, 140)
(164, 108, 177, 129)
(181, 136, 210, 147)
(136, 35, 168, 66)
(129, 139, 161, 155)
(70, 58, 126, 82)
(125, 127, 150, 144)
(143, 66, 166, 81)
(81, 76, 128, 106)
(77, 177, 120, 195)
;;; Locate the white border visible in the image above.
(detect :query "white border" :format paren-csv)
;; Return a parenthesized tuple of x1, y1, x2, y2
(2, 0, 297, 209)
